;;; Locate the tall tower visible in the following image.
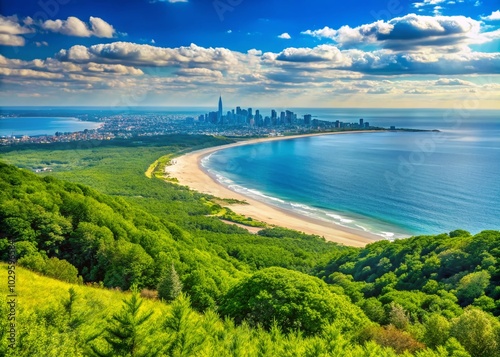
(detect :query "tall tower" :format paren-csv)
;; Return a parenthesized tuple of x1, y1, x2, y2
(218, 95, 223, 123)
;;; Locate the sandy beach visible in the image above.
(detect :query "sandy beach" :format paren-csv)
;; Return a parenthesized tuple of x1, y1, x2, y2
(165, 131, 383, 247)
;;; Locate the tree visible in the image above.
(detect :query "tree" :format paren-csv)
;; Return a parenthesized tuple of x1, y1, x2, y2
(43, 257, 81, 284)
(182, 268, 219, 311)
(456, 271, 490, 306)
(103, 241, 155, 290)
(67, 222, 114, 281)
(219, 267, 370, 335)
(423, 313, 450, 348)
(449, 230, 471, 238)
(157, 263, 183, 302)
(62, 287, 85, 330)
(360, 297, 385, 324)
(387, 302, 409, 330)
(443, 338, 472, 357)
(451, 307, 500, 357)
(163, 293, 205, 357)
(472, 296, 496, 312)
(90, 293, 160, 357)
(329, 272, 364, 303)
(364, 325, 425, 354)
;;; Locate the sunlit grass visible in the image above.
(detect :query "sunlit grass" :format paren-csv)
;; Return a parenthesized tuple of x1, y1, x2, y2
(0, 263, 169, 326)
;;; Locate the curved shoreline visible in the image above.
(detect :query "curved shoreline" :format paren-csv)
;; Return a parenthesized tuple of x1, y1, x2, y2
(166, 131, 385, 247)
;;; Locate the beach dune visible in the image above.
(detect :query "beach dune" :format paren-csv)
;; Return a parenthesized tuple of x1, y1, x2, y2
(166, 132, 382, 247)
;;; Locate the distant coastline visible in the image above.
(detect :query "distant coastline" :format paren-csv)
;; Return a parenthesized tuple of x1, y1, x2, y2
(0, 116, 101, 138)
(1, 105, 449, 147)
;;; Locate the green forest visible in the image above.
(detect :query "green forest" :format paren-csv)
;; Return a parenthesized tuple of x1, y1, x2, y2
(0, 135, 499, 356)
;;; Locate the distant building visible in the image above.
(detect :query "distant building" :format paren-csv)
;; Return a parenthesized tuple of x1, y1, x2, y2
(218, 96, 223, 123)
(255, 110, 263, 126)
(359, 118, 364, 127)
(209, 111, 218, 124)
(304, 114, 312, 125)
(271, 110, 277, 126)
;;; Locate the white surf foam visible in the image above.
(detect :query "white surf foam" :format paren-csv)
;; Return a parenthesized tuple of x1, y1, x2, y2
(205, 157, 406, 241)
(326, 213, 354, 223)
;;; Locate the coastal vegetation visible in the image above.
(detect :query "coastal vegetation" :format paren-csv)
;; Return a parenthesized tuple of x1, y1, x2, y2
(1, 135, 499, 356)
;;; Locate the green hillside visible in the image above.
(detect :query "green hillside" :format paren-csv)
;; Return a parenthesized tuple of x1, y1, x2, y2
(0, 264, 483, 357)
(0, 136, 499, 356)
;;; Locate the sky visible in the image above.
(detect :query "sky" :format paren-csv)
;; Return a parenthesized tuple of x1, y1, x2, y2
(0, 0, 499, 108)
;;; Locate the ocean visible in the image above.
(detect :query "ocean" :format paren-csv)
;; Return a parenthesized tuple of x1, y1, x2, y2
(203, 109, 500, 239)
(0, 117, 101, 137)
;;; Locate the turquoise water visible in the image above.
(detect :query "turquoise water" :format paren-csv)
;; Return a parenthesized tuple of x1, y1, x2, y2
(0, 117, 101, 137)
(204, 109, 500, 239)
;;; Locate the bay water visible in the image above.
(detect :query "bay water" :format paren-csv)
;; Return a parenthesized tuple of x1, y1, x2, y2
(204, 109, 500, 239)
(0, 117, 101, 137)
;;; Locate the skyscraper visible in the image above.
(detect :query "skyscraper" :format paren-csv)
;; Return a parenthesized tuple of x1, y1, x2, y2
(218, 95, 223, 123)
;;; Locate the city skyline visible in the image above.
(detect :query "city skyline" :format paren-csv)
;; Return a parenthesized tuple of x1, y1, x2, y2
(0, 1, 499, 108)
(0, 98, 377, 146)
(196, 95, 373, 131)
(201, 95, 366, 127)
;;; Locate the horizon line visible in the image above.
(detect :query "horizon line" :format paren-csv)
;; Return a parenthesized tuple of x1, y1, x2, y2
(1, 105, 500, 111)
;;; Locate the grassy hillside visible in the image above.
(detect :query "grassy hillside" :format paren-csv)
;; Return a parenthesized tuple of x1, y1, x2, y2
(0, 263, 168, 356)
(0, 264, 479, 357)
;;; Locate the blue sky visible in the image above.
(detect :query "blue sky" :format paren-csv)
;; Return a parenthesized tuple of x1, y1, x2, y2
(1, 0, 499, 108)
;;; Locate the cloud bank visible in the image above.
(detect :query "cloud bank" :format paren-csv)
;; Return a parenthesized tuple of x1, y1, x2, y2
(302, 13, 498, 52)
(0, 12, 498, 107)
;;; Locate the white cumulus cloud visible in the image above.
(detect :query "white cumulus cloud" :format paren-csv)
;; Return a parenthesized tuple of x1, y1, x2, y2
(275, 45, 347, 64)
(413, 0, 446, 8)
(42, 16, 115, 38)
(301, 26, 336, 39)
(301, 14, 490, 53)
(481, 10, 500, 21)
(57, 42, 241, 71)
(278, 32, 291, 39)
(89, 16, 115, 38)
(0, 15, 33, 46)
